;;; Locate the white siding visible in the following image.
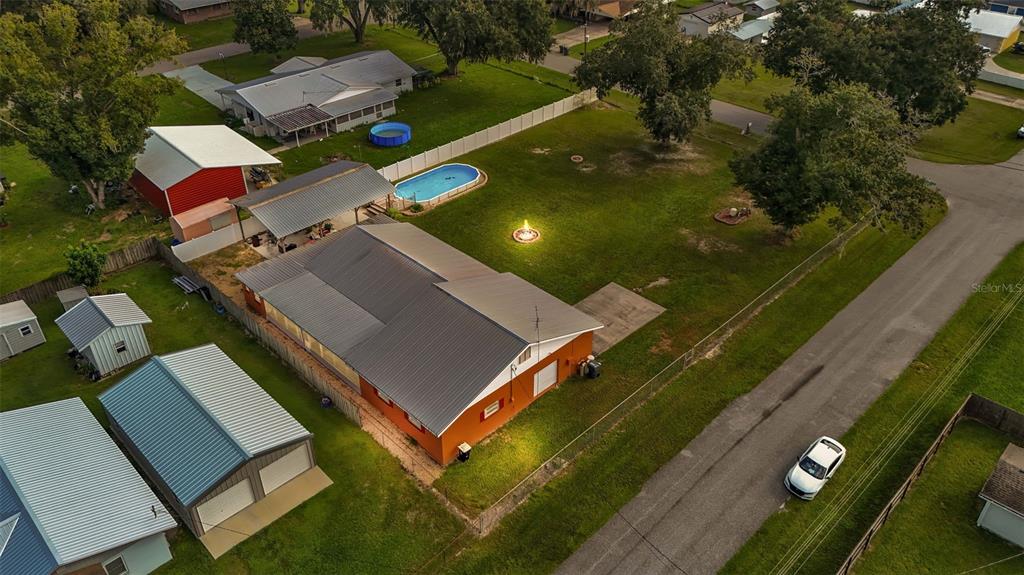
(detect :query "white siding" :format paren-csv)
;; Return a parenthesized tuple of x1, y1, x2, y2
(978, 501, 1024, 547)
(85, 324, 150, 376)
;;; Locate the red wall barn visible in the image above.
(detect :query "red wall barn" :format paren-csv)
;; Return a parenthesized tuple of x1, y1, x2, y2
(131, 167, 246, 216)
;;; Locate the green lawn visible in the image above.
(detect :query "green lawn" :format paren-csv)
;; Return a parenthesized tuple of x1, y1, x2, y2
(975, 79, 1024, 100)
(155, 85, 225, 125)
(412, 104, 941, 515)
(712, 64, 796, 114)
(437, 176, 940, 574)
(568, 34, 615, 58)
(0, 261, 462, 573)
(0, 146, 167, 293)
(992, 35, 1024, 74)
(723, 242, 1024, 575)
(914, 97, 1024, 164)
(552, 17, 578, 35)
(854, 421, 1024, 575)
(152, 13, 236, 51)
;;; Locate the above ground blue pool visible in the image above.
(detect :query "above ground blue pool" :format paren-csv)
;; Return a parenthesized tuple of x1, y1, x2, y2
(396, 164, 481, 202)
(369, 122, 412, 147)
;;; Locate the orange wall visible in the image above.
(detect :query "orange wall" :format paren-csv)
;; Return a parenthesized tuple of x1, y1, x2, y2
(361, 332, 594, 464)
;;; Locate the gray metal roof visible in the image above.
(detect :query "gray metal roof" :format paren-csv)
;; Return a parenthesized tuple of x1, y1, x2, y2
(344, 288, 527, 436)
(164, 0, 228, 9)
(233, 162, 396, 239)
(0, 300, 35, 328)
(235, 231, 344, 295)
(54, 294, 152, 350)
(270, 56, 327, 75)
(307, 227, 443, 322)
(0, 398, 176, 565)
(438, 273, 603, 343)
(980, 443, 1024, 514)
(266, 104, 335, 133)
(262, 272, 384, 357)
(361, 223, 496, 281)
(0, 471, 58, 575)
(55, 286, 89, 309)
(318, 87, 396, 117)
(99, 344, 311, 505)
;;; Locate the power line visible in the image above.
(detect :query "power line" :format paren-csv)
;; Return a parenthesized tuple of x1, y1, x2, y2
(954, 551, 1024, 575)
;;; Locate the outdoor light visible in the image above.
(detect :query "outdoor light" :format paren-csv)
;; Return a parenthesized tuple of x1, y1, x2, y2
(512, 219, 540, 243)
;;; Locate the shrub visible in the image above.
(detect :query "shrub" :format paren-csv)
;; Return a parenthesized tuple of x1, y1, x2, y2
(64, 241, 107, 287)
(409, 203, 424, 213)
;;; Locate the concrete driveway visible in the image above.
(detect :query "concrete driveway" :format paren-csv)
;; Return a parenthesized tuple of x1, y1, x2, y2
(164, 65, 232, 110)
(558, 149, 1024, 574)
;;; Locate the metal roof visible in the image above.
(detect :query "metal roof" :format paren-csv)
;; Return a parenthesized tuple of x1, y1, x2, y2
(235, 231, 345, 295)
(682, 1, 744, 23)
(438, 273, 603, 343)
(307, 227, 443, 322)
(345, 288, 527, 436)
(262, 272, 384, 357)
(240, 164, 396, 240)
(55, 294, 151, 350)
(0, 398, 176, 565)
(234, 160, 363, 209)
(100, 344, 311, 506)
(749, 0, 779, 9)
(217, 50, 414, 120)
(270, 56, 327, 75)
(361, 223, 496, 281)
(731, 18, 774, 41)
(266, 104, 335, 133)
(54, 286, 89, 309)
(980, 443, 1024, 515)
(0, 301, 35, 328)
(0, 472, 58, 575)
(318, 87, 397, 117)
(967, 9, 1023, 38)
(134, 126, 280, 191)
(164, 0, 228, 9)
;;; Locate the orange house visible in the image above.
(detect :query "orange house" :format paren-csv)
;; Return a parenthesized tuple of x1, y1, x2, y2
(236, 222, 603, 464)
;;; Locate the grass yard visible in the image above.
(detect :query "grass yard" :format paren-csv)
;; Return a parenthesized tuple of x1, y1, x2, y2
(152, 13, 236, 51)
(413, 103, 942, 515)
(568, 34, 616, 58)
(155, 85, 224, 125)
(976, 79, 1024, 101)
(0, 261, 462, 574)
(552, 17, 578, 35)
(854, 420, 1024, 575)
(723, 242, 1024, 575)
(437, 172, 940, 574)
(914, 97, 1024, 164)
(712, 64, 796, 114)
(993, 38, 1024, 74)
(0, 146, 167, 293)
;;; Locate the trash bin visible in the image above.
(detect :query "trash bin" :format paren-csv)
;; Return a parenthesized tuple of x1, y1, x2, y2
(586, 358, 602, 379)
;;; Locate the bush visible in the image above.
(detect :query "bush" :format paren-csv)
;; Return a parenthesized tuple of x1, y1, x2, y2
(64, 241, 107, 287)
(409, 203, 424, 213)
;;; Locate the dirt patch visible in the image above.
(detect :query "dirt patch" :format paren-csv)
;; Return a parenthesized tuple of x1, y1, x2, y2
(649, 331, 673, 355)
(62, 222, 76, 234)
(726, 187, 754, 206)
(643, 276, 671, 291)
(530, 147, 551, 155)
(679, 228, 741, 254)
(608, 143, 711, 177)
(190, 243, 264, 305)
(96, 231, 112, 242)
(577, 162, 597, 173)
(101, 208, 132, 223)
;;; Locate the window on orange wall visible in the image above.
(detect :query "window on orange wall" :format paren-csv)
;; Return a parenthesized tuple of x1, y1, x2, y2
(481, 398, 504, 421)
(375, 387, 394, 406)
(406, 412, 425, 432)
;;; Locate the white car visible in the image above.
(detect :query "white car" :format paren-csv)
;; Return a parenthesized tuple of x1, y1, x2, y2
(784, 436, 846, 500)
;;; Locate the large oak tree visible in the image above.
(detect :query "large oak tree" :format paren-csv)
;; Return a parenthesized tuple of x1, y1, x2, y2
(310, 0, 390, 44)
(730, 83, 935, 234)
(574, 0, 751, 143)
(234, 0, 298, 55)
(0, 0, 184, 210)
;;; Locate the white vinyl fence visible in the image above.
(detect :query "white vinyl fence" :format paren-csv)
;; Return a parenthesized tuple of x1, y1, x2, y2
(376, 89, 597, 183)
(170, 224, 243, 262)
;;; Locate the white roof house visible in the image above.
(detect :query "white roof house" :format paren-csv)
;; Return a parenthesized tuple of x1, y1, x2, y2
(134, 125, 280, 191)
(0, 398, 176, 575)
(967, 9, 1023, 38)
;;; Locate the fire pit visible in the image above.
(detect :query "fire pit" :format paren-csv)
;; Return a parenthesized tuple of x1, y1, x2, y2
(512, 220, 540, 243)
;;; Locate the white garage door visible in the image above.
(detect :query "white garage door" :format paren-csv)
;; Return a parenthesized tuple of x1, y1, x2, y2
(259, 445, 312, 494)
(197, 479, 255, 532)
(533, 360, 558, 396)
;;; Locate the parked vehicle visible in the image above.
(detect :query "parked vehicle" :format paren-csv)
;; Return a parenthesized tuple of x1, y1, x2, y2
(1012, 42, 1024, 55)
(1017, 124, 1024, 139)
(784, 436, 846, 500)
(978, 44, 992, 55)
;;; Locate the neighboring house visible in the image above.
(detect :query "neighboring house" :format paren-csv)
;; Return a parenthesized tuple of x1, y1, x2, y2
(55, 294, 153, 377)
(745, 0, 779, 17)
(977, 443, 1024, 547)
(156, 0, 232, 24)
(0, 301, 45, 360)
(967, 9, 1023, 52)
(55, 285, 89, 312)
(270, 56, 328, 75)
(678, 1, 745, 36)
(731, 16, 776, 44)
(130, 125, 281, 217)
(988, 1, 1024, 17)
(236, 223, 603, 464)
(230, 160, 396, 243)
(589, 0, 638, 19)
(99, 345, 323, 549)
(216, 51, 416, 143)
(0, 398, 177, 575)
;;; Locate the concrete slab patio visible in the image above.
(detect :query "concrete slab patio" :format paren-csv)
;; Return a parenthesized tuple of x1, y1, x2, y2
(164, 65, 232, 110)
(199, 466, 333, 559)
(576, 283, 666, 354)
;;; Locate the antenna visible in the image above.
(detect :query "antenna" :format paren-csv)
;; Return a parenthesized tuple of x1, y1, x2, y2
(534, 305, 541, 347)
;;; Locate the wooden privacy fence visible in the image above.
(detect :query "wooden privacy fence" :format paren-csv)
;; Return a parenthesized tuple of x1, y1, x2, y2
(0, 237, 162, 305)
(836, 394, 1024, 575)
(152, 242, 362, 425)
(376, 90, 597, 183)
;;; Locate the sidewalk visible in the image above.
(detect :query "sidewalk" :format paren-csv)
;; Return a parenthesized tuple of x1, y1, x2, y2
(554, 21, 611, 48)
(972, 89, 1024, 110)
(142, 17, 324, 76)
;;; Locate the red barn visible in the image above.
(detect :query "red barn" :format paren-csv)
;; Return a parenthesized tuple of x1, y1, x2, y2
(130, 125, 280, 216)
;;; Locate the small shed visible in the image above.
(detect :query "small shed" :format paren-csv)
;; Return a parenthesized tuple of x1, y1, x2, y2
(0, 300, 45, 360)
(55, 293, 152, 377)
(170, 197, 239, 242)
(0, 398, 177, 575)
(55, 285, 89, 312)
(977, 443, 1024, 547)
(100, 344, 328, 557)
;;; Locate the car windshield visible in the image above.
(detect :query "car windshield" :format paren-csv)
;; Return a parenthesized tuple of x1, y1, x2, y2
(799, 456, 827, 479)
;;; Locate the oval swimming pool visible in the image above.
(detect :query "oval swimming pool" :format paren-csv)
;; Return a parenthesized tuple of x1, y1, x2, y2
(395, 163, 481, 202)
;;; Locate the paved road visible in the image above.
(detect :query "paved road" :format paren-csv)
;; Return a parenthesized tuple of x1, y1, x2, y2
(558, 143, 1024, 574)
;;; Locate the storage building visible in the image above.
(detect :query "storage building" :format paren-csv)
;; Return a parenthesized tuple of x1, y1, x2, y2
(55, 294, 152, 377)
(0, 300, 45, 360)
(977, 443, 1024, 547)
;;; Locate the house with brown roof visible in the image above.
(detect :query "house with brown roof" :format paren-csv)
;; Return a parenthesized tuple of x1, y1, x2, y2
(678, 1, 745, 36)
(977, 443, 1024, 547)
